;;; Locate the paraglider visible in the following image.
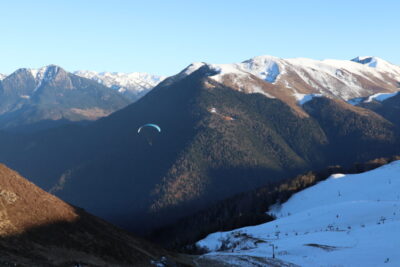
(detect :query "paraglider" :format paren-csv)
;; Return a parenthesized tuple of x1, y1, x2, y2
(137, 123, 161, 134)
(137, 123, 161, 145)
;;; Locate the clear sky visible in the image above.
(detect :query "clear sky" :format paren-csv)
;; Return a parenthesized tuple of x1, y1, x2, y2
(0, 0, 399, 76)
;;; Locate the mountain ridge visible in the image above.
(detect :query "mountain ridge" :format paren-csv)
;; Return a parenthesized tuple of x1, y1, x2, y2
(1, 54, 398, 124)
(6, 63, 397, 233)
(0, 55, 399, 235)
(178, 55, 400, 101)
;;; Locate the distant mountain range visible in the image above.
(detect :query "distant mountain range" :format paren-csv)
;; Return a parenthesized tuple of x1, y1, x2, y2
(0, 66, 164, 131)
(0, 55, 398, 235)
(0, 65, 129, 131)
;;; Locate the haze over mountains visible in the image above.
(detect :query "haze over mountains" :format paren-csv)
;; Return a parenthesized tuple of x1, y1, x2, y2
(0, 55, 399, 238)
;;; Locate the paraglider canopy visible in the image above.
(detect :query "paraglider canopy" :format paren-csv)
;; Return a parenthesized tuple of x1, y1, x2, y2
(137, 123, 161, 134)
(137, 123, 161, 146)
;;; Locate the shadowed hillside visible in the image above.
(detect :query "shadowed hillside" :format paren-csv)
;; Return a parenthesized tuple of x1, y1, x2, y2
(0, 164, 190, 266)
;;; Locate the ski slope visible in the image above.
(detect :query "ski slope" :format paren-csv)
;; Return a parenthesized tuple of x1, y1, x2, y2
(197, 161, 400, 267)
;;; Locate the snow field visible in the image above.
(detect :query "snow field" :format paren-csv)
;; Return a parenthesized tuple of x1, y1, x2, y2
(198, 161, 400, 266)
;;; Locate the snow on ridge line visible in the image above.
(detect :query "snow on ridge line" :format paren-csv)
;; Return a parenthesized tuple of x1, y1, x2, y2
(203, 63, 277, 98)
(351, 56, 378, 67)
(351, 56, 400, 75)
(182, 62, 207, 75)
(181, 56, 283, 84)
(293, 93, 323, 105)
(366, 92, 399, 102)
(329, 173, 346, 179)
(208, 63, 248, 83)
(250, 85, 275, 98)
(240, 56, 281, 83)
(347, 97, 364, 105)
(182, 55, 399, 100)
(348, 91, 400, 105)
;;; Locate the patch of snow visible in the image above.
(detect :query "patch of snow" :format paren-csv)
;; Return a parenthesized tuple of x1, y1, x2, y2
(329, 173, 346, 179)
(365, 92, 399, 102)
(118, 87, 127, 93)
(0, 73, 6, 80)
(29, 65, 62, 92)
(198, 161, 400, 267)
(30, 65, 60, 82)
(293, 93, 323, 105)
(347, 97, 364, 105)
(251, 85, 275, 98)
(150, 256, 168, 267)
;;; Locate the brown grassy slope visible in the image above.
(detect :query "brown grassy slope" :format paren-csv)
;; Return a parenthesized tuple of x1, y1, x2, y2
(0, 164, 77, 236)
(0, 164, 189, 267)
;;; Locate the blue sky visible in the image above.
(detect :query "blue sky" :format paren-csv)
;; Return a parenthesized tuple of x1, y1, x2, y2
(0, 0, 399, 76)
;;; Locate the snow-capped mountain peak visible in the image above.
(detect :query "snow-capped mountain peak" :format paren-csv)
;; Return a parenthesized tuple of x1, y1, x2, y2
(240, 55, 281, 82)
(182, 62, 208, 75)
(27, 65, 67, 92)
(0, 73, 6, 80)
(180, 55, 400, 105)
(26, 64, 66, 88)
